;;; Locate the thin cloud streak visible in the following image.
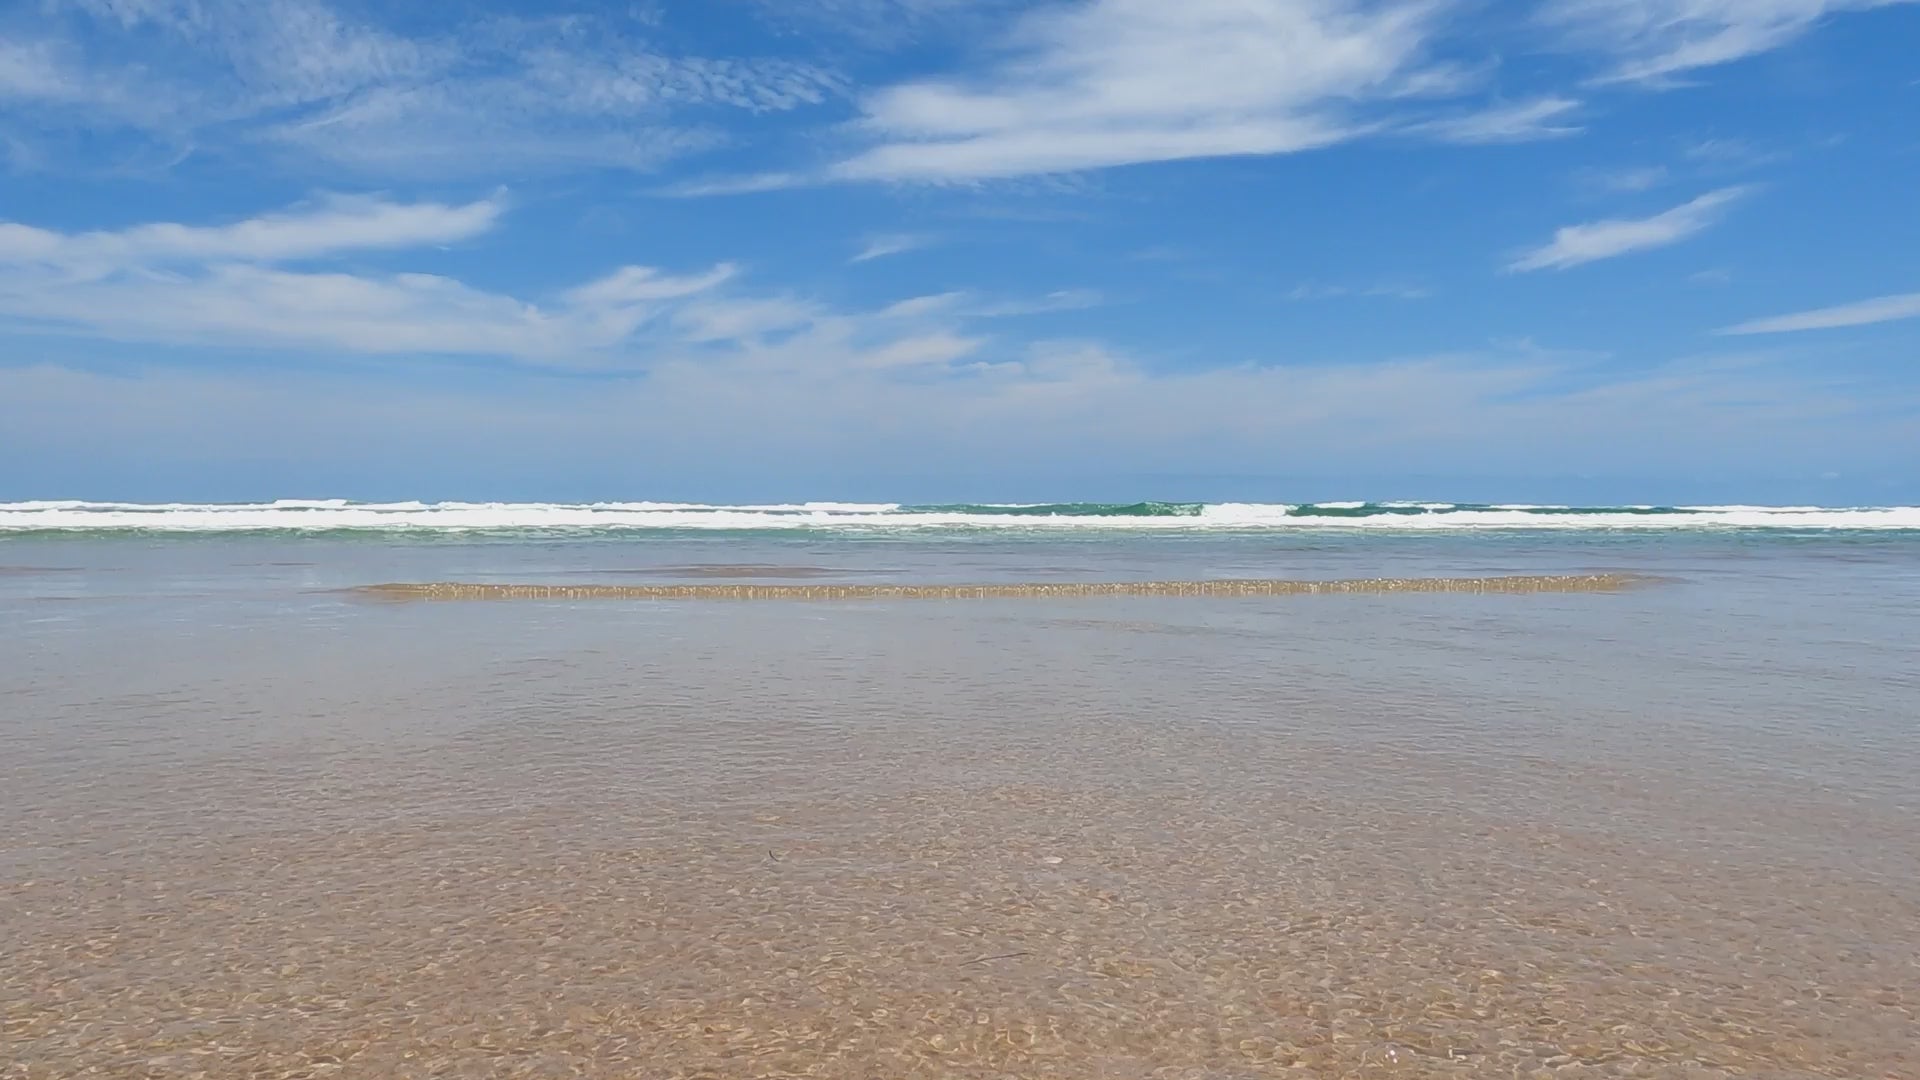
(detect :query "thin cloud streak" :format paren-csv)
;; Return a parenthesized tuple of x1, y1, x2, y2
(970, 289, 1104, 317)
(0, 194, 502, 271)
(1719, 291, 1920, 334)
(851, 233, 933, 262)
(1414, 97, 1584, 144)
(1580, 165, 1668, 193)
(1508, 186, 1749, 272)
(1287, 283, 1433, 301)
(653, 172, 807, 198)
(1540, 0, 1920, 83)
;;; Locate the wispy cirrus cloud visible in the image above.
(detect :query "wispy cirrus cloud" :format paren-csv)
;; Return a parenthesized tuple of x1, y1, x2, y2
(1719, 291, 1920, 334)
(745, 0, 1028, 48)
(851, 233, 933, 262)
(1539, 0, 1920, 83)
(785, 0, 1902, 187)
(1, 0, 842, 177)
(1682, 137, 1785, 167)
(1578, 164, 1669, 192)
(970, 289, 1105, 317)
(9, 0, 1912, 190)
(1508, 186, 1749, 271)
(270, 45, 842, 178)
(1414, 97, 1584, 144)
(654, 172, 807, 198)
(0, 193, 502, 271)
(0, 39, 109, 105)
(1287, 283, 1433, 301)
(829, 0, 1460, 182)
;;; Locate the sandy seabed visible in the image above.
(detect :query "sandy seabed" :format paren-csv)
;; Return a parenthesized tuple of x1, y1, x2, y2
(5, 573, 1914, 1079)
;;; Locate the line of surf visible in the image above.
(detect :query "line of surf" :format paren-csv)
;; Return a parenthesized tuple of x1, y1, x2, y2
(4, 501, 1918, 532)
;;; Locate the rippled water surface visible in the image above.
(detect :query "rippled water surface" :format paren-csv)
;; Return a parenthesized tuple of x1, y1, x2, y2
(3, 531, 1917, 1078)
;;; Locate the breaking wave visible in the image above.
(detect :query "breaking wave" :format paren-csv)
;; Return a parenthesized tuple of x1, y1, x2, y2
(4, 500, 1919, 534)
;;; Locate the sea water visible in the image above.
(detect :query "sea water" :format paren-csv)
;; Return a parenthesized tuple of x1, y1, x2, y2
(3, 501, 1916, 1076)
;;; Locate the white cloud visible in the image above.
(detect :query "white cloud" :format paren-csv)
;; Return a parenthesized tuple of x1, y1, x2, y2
(653, 172, 808, 198)
(859, 331, 984, 368)
(0, 196, 742, 360)
(269, 47, 840, 177)
(1581, 165, 1669, 192)
(830, 0, 1455, 182)
(559, 264, 738, 308)
(1683, 137, 1773, 165)
(0, 261, 738, 360)
(39, 200, 1830, 477)
(746, 0, 1028, 48)
(0, 194, 502, 273)
(1719, 291, 1920, 334)
(1287, 283, 1432, 301)
(7, 347, 1909, 488)
(36, 0, 448, 117)
(670, 295, 820, 343)
(268, 88, 725, 179)
(1508, 186, 1749, 272)
(1415, 97, 1584, 143)
(874, 292, 967, 319)
(11, 0, 1906, 188)
(970, 289, 1105, 317)
(851, 233, 932, 262)
(3, 0, 842, 177)
(0, 196, 1106, 370)
(1539, 0, 1920, 83)
(858, 288, 1102, 320)
(0, 40, 92, 102)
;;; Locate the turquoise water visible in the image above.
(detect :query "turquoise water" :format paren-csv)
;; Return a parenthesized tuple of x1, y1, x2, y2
(5, 498, 1920, 537)
(6, 510, 1920, 591)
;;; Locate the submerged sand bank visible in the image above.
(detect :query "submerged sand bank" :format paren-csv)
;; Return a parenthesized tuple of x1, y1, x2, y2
(354, 573, 1657, 602)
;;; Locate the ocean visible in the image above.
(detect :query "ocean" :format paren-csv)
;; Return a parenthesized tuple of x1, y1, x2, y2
(4, 499, 1917, 1077)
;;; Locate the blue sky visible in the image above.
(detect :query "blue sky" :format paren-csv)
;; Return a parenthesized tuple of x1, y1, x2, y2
(1, 0, 1916, 502)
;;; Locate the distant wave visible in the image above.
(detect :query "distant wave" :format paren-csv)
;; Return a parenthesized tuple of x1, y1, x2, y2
(900, 501, 1205, 517)
(4, 500, 1919, 534)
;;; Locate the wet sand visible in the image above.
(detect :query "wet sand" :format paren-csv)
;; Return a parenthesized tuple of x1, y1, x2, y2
(356, 573, 1654, 602)
(3, 549, 1916, 1079)
(10, 770, 1914, 1079)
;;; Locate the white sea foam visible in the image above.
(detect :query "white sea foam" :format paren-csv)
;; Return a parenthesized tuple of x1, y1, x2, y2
(3, 501, 1919, 532)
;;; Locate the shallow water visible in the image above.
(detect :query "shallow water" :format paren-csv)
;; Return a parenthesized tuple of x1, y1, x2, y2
(3, 530, 1917, 1078)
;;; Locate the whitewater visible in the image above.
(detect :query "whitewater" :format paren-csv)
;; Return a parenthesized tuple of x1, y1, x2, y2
(4, 499, 1918, 533)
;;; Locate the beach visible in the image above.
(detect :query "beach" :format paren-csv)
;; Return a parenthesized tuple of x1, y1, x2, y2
(3, 506, 1917, 1077)
(10, 0, 1919, 1071)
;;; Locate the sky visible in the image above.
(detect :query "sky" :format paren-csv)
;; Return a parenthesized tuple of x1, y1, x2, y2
(1, 0, 1917, 503)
